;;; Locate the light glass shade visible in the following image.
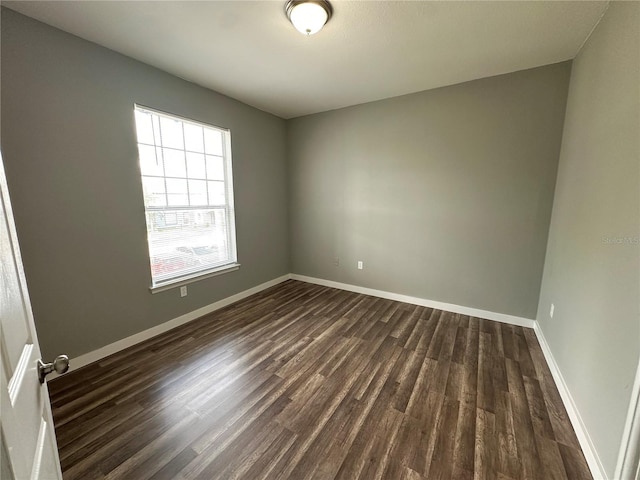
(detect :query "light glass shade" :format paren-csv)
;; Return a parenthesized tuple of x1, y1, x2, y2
(289, 2, 329, 35)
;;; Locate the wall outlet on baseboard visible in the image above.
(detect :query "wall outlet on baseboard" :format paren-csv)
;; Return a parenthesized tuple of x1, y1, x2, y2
(357, 261, 363, 270)
(550, 303, 554, 318)
(180, 286, 188, 297)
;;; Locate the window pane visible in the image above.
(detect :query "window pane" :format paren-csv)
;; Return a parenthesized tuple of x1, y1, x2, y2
(142, 177, 166, 207)
(163, 148, 186, 178)
(207, 181, 225, 205)
(206, 155, 224, 180)
(204, 129, 223, 155)
(186, 152, 206, 179)
(166, 178, 188, 194)
(188, 180, 207, 206)
(160, 116, 184, 150)
(135, 106, 237, 287)
(184, 123, 204, 153)
(134, 110, 154, 145)
(138, 145, 163, 177)
(166, 178, 188, 206)
(210, 210, 229, 256)
(146, 208, 231, 278)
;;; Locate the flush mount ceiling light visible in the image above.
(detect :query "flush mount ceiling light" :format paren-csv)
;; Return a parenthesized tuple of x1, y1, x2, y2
(285, 0, 333, 35)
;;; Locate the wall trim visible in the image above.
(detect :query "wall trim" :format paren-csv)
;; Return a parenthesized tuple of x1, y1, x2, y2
(533, 322, 608, 480)
(615, 354, 640, 480)
(292, 274, 611, 478)
(290, 274, 535, 329)
(54, 272, 535, 378)
(51, 274, 291, 377)
(50, 271, 612, 480)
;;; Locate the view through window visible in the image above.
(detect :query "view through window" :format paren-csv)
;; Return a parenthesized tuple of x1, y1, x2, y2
(134, 105, 237, 288)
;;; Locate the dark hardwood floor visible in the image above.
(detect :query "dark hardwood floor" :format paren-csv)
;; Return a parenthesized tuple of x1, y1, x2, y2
(48, 280, 592, 480)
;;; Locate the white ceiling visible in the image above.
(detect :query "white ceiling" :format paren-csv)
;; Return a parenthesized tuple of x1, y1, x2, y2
(4, 1, 608, 119)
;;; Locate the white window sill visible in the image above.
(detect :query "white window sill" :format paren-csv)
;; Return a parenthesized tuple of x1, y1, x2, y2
(149, 263, 240, 294)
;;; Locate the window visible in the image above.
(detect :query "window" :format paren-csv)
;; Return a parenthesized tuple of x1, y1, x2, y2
(133, 105, 238, 290)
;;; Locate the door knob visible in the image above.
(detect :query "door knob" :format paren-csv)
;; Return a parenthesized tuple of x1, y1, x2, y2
(38, 355, 69, 383)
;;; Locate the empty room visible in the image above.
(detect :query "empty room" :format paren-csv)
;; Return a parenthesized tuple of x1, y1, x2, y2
(1, 1, 638, 479)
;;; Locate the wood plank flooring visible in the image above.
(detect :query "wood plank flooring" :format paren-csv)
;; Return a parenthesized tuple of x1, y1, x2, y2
(48, 280, 592, 480)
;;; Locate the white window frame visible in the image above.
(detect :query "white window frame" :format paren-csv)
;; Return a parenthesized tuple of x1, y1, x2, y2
(133, 104, 239, 292)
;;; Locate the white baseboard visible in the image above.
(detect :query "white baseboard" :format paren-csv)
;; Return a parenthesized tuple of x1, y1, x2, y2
(614, 355, 640, 479)
(55, 272, 534, 378)
(51, 271, 613, 480)
(290, 274, 536, 329)
(533, 322, 607, 480)
(293, 274, 609, 478)
(54, 274, 291, 377)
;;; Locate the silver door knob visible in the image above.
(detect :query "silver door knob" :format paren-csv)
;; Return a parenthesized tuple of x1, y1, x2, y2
(38, 355, 69, 383)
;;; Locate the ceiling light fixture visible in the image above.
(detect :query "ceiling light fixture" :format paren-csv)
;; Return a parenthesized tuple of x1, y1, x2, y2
(285, 0, 332, 36)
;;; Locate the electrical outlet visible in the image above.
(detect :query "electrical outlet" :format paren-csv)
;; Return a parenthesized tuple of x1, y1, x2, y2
(333, 257, 340, 267)
(357, 261, 363, 270)
(550, 303, 554, 318)
(180, 286, 188, 297)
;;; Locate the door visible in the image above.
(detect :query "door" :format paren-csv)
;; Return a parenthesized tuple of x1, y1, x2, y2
(0, 150, 64, 480)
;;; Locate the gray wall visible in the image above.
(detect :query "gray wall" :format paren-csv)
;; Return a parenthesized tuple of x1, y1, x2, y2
(1, 9, 290, 360)
(536, 3, 640, 477)
(3, 5, 637, 474)
(288, 63, 571, 319)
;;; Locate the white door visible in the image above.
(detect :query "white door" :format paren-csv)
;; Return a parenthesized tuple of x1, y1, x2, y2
(0, 150, 64, 480)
